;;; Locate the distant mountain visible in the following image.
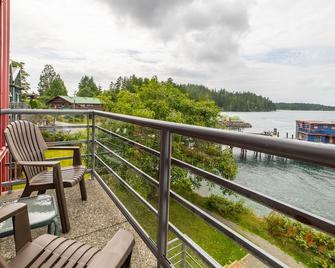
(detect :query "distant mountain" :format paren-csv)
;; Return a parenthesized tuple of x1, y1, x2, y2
(179, 84, 276, 112)
(275, 103, 335, 111)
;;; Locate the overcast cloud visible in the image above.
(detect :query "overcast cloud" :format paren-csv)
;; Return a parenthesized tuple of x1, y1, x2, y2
(10, 0, 335, 105)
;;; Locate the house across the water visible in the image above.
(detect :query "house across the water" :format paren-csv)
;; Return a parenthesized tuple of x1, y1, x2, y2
(47, 95, 103, 110)
(296, 120, 335, 144)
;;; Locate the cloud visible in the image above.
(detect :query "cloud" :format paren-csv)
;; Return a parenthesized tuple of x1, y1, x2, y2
(99, 0, 190, 28)
(164, 66, 210, 80)
(245, 47, 335, 66)
(99, 0, 250, 63)
(10, 0, 335, 105)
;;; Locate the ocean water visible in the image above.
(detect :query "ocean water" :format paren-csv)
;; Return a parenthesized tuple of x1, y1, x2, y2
(199, 110, 335, 222)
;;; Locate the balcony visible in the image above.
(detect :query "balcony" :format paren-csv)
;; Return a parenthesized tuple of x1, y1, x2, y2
(1, 109, 335, 268)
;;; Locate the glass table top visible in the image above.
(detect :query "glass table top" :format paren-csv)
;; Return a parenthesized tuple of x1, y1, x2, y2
(0, 194, 58, 237)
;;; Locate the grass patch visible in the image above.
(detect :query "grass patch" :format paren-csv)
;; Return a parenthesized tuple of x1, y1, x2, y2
(175, 185, 334, 268)
(101, 174, 246, 266)
(45, 150, 73, 166)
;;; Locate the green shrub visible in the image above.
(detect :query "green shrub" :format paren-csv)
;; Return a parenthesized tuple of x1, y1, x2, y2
(266, 212, 335, 267)
(41, 130, 86, 142)
(205, 195, 247, 219)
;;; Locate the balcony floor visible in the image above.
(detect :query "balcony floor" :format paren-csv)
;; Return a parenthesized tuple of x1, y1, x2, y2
(0, 179, 156, 267)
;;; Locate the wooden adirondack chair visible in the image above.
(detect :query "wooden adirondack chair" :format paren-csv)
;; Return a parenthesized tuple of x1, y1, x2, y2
(4, 120, 88, 233)
(0, 203, 134, 268)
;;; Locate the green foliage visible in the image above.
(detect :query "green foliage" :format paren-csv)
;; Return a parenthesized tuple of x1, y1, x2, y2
(37, 64, 67, 103)
(103, 77, 220, 127)
(96, 170, 247, 266)
(109, 75, 147, 93)
(205, 195, 247, 219)
(276, 102, 335, 111)
(77, 75, 101, 97)
(173, 178, 335, 267)
(266, 212, 335, 267)
(46, 74, 67, 98)
(29, 98, 44, 109)
(100, 76, 237, 188)
(41, 130, 85, 142)
(181, 84, 276, 112)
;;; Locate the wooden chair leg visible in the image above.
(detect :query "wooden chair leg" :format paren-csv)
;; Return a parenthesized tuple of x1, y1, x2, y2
(53, 165, 70, 233)
(55, 186, 70, 233)
(79, 178, 87, 201)
(121, 252, 132, 268)
(21, 186, 32, 198)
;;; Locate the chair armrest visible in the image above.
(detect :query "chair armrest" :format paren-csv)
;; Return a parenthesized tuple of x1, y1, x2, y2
(18, 160, 70, 232)
(47, 146, 80, 151)
(18, 161, 63, 189)
(17, 161, 60, 167)
(0, 203, 27, 222)
(47, 146, 82, 166)
(88, 230, 135, 268)
(0, 203, 32, 252)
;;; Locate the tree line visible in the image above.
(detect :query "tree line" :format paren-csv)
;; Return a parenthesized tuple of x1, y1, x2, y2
(14, 62, 334, 112)
(180, 84, 276, 112)
(275, 102, 335, 111)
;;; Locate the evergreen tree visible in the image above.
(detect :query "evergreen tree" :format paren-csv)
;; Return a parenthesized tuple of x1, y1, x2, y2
(77, 75, 100, 97)
(45, 74, 67, 99)
(37, 64, 56, 96)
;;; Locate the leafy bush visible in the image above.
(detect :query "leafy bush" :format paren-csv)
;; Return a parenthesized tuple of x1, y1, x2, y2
(41, 130, 86, 142)
(266, 212, 335, 267)
(205, 195, 247, 219)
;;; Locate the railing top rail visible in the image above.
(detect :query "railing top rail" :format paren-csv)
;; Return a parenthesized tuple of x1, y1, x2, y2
(0, 108, 93, 115)
(94, 110, 335, 168)
(3, 108, 335, 169)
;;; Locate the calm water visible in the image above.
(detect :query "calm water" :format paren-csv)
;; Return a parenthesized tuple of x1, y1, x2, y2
(199, 110, 335, 221)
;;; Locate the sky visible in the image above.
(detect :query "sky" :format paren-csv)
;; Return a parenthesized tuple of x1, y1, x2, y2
(10, 0, 335, 105)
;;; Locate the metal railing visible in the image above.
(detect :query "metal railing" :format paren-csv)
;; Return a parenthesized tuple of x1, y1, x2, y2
(1, 108, 335, 268)
(9, 102, 29, 109)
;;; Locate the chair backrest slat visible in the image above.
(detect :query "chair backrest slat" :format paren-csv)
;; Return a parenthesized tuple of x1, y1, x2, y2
(4, 120, 48, 180)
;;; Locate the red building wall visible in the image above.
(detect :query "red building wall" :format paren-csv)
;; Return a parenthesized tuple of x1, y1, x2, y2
(0, 0, 10, 193)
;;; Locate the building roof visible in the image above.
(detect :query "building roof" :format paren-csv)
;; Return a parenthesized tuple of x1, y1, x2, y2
(47, 95, 102, 105)
(11, 67, 20, 81)
(9, 65, 22, 89)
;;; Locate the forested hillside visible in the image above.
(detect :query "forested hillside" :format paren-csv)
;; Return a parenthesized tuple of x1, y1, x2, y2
(276, 102, 335, 111)
(180, 84, 276, 112)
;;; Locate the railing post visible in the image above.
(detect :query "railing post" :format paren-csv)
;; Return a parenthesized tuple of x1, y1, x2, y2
(91, 112, 96, 173)
(181, 242, 186, 268)
(157, 129, 172, 267)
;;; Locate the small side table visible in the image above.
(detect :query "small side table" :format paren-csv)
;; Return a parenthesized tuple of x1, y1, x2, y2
(0, 194, 60, 238)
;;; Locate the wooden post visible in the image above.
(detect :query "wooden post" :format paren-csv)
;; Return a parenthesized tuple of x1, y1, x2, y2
(0, 0, 10, 194)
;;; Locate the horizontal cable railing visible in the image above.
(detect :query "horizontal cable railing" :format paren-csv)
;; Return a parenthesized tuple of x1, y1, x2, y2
(94, 153, 221, 268)
(1, 109, 335, 268)
(95, 125, 334, 235)
(94, 138, 287, 267)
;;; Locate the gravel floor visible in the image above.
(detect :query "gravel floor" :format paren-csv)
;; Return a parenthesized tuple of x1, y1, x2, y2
(0, 179, 156, 267)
